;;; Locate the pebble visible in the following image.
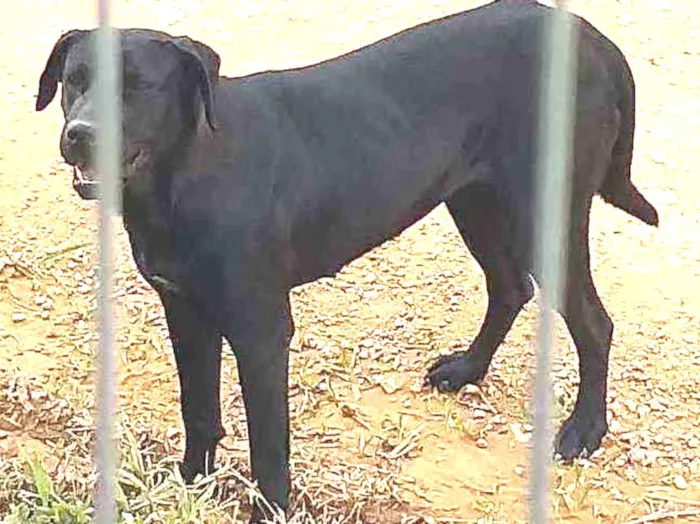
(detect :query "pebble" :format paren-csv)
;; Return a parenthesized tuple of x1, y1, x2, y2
(673, 474, 688, 490)
(473, 409, 487, 419)
(476, 438, 488, 449)
(649, 398, 664, 411)
(688, 438, 699, 448)
(12, 312, 26, 323)
(463, 384, 480, 395)
(629, 448, 646, 463)
(637, 405, 651, 417)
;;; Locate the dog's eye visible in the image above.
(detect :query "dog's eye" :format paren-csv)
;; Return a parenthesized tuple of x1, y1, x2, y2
(66, 68, 89, 92)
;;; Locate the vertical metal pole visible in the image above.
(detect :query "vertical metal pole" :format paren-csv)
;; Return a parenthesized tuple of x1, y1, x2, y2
(530, 1, 579, 523)
(94, 0, 121, 520)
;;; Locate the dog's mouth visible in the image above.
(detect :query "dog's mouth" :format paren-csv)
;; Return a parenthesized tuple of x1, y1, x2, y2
(70, 150, 148, 201)
(72, 162, 100, 200)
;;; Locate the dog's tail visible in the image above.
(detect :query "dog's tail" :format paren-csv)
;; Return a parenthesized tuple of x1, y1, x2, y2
(597, 41, 659, 227)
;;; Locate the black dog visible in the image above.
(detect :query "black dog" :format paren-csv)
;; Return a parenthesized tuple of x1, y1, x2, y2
(36, 1, 658, 520)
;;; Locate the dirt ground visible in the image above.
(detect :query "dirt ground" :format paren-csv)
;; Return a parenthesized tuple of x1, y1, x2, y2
(1, 0, 699, 522)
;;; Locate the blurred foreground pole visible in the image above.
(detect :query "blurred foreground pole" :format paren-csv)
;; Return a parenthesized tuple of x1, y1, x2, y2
(94, 0, 121, 520)
(530, 1, 579, 523)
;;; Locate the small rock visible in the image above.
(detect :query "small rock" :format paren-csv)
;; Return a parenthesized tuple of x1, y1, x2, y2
(673, 474, 688, 490)
(463, 384, 480, 395)
(687, 438, 699, 449)
(12, 312, 26, 323)
(473, 409, 487, 419)
(34, 295, 46, 306)
(510, 423, 531, 444)
(476, 438, 488, 449)
(514, 466, 524, 476)
(637, 405, 651, 417)
(40, 311, 50, 320)
(649, 398, 664, 411)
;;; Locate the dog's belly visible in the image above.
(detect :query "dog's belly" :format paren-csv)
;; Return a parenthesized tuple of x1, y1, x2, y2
(288, 160, 487, 286)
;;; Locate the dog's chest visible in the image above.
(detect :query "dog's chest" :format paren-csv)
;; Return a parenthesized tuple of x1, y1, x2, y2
(129, 233, 184, 296)
(122, 208, 185, 297)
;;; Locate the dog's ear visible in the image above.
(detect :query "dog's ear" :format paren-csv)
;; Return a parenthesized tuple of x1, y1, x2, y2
(171, 36, 221, 131)
(36, 29, 88, 112)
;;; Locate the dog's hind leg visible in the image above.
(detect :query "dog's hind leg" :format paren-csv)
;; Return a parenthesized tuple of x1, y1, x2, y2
(426, 183, 533, 392)
(554, 203, 613, 460)
(160, 292, 225, 482)
(551, 105, 620, 460)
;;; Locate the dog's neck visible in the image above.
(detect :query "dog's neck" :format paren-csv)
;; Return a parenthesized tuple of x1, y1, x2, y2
(121, 117, 204, 290)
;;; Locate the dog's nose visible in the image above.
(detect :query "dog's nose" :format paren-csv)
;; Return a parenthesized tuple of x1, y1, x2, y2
(65, 120, 95, 146)
(61, 120, 95, 165)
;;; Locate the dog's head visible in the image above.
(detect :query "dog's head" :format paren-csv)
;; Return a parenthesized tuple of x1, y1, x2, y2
(36, 28, 220, 200)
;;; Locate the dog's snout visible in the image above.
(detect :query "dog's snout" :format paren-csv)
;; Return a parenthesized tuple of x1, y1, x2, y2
(65, 121, 95, 145)
(61, 120, 95, 165)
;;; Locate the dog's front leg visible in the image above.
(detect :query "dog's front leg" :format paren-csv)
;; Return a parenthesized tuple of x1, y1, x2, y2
(160, 291, 224, 481)
(227, 295, 294, 523)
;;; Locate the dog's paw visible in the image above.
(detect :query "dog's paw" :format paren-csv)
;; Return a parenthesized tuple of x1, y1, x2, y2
(424, 351, 488, 392)
(554, 410, 608, 461)
(178, 461, 202, 484)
